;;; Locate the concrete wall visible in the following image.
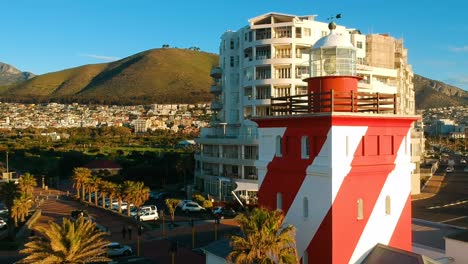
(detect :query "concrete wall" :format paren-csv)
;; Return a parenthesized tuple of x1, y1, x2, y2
(445, 238, 468, 264)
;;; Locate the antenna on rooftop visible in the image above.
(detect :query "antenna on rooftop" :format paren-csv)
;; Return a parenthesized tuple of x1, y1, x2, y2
(327, 13, 342, 21)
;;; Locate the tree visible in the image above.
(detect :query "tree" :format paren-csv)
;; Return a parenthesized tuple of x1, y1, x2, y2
(106, 182, 118, 210)
(72, 167, 91, 200)
(165, 198, 180, 226)
(11, 194, 33, 226)
(87, 175, 101, 205)
(227, 207, 298, 264)
(18, 173, 37, 197)
(18, 217, 111, 264)
(99, 180, 113, 209)
(0, 181, 20, 238)
(123, 181, 150, 217)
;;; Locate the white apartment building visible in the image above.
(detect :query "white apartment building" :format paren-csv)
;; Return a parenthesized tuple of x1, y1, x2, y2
(195, 12, 420, 202)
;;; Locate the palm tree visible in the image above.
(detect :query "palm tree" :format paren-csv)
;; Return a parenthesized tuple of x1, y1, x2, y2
(18, 173, 37, 197)
(227, 207, 298, 264)
(106, 182, 118, 210)
(99, 180, 112, 209)
(18, 217, 111, 264)
(116, 184, 125, 214)
(72, 167, 91, 200)
(0, 181, 20, 238)
(11, 194, 33, 227)
(165, 198, 180, 226)
(87, 175, 101, 205)
(123, 181, 150, 216)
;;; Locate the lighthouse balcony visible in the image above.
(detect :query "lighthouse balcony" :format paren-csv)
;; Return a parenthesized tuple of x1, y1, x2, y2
(269, 90, 397, 116)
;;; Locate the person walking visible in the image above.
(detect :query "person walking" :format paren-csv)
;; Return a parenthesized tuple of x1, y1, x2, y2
(121, 226, 127, 239)
(127, 225, 132, 240)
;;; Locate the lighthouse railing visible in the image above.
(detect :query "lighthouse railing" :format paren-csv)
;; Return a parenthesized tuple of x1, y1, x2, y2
(270, 91, 397, 115)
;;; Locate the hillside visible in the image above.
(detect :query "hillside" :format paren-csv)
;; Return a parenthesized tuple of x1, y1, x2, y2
(413, 74, 468, 109)
(0, 48, 219, 105)
(0, 62, 35, 86)
(1, 49, 466, 108)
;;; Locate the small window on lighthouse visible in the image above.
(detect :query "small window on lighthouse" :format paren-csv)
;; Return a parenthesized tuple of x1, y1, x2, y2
(301, 136, 310, 159)
(385, 195, 391, 215)
(357, 198, 364, 220)
(303, 197, 309, 218)
(276, 136, 283, 157)
(277, 192, 283, 211)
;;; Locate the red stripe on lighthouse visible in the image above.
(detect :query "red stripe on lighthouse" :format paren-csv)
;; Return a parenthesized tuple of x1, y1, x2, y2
(388, 194, 412, 251)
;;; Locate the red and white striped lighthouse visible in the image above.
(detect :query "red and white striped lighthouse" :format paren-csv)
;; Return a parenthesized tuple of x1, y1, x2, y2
(253, 22, 417, 264)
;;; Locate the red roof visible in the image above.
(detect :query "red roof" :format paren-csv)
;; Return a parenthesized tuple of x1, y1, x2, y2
(84, 160, 122, 170)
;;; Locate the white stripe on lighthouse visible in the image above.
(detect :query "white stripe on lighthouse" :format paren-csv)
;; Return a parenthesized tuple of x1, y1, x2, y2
(256, 127, 287, 187)
(285, 126, 368, 257)
(350, 129, 414, 263)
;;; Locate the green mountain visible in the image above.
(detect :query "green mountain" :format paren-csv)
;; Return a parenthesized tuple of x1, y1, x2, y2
(1, 48, 466, 109)
(0, 48, 219, 105)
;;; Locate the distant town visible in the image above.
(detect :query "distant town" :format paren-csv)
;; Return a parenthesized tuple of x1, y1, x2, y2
(0, 102, 212, 134)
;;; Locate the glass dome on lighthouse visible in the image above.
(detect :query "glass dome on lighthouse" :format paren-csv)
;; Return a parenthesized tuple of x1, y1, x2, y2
(309, 22, 357, 77)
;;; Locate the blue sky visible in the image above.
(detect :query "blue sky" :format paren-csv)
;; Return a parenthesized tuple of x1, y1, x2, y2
(1, 0, 467, 90)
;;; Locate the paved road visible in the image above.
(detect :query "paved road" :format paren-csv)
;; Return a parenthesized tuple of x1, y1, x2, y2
(0, 187, 239, 264)
(412, 161, 468, 228)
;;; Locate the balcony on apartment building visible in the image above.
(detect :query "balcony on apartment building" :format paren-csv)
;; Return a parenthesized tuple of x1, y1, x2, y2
(211, 100, 223, 110)
(210, 82, 222, 93)
(210, 67, 222, 78)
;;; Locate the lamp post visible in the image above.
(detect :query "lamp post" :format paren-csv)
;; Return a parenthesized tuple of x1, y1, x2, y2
(214, 217, 220, 240)
(169, 241, 178, 264)
(160, 210, 165, 238)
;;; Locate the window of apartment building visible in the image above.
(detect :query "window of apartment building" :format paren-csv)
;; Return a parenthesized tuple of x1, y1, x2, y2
(303, 196, 309, 218)
(295, 66, 309, 79)
(255, 66, 271, 80)
(256, 46, 271, 60)
(244, 166, 257, 180)
(244, 145, 258, 160)
(321, 30, 328, 37)
(304, 28, 311, 37)
(256, 28, 271, 40)
(385, 195, 391, 215)
(303, 251, 309, 264)
(256, 106, 270, 117)
(357, 198, 364, 220)
(244, 86, 253, 99)
(277, 192, 283, 211)
(296, 27, 302, 38)
(275, 47, 291, 58)
(295, 86, 308, 95)
(230, 56, 234, 67)
(302, 136, 310, 159)
(274, 85, 290, 97)
(275, 67, 291, 79)
(230, 40, 234, 50)
(244, 32, 248, 42)
(243, 106, 252, 118)
(356, 41, 363, 49)
(244, 47, 253, 61)
(248, 31, 253, 42)
(275, 26, 292, 38)
(276, 135, 283, 157)
(255, 85, 270, 99)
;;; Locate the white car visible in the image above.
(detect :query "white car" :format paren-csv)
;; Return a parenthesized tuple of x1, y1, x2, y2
(460, 159, 466, 164)
(446, 167, 454, 173)
(107, 242, 132, 257)
(181, 202, 206, 213)
(177, 200, 194, 208)
(131, 205, 157, 216)
(0, 218, 7, 229)
(136, 210, 159, 221)
(112, 202, 134, 211)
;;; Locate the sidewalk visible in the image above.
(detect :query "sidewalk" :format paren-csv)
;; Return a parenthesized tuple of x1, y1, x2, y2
(412, 175, 445, 201)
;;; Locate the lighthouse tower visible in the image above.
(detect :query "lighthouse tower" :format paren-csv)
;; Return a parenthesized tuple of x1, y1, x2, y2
(253, 22, 417, 263)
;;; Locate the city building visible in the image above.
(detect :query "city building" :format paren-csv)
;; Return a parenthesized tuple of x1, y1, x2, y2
(194, 12, 421, 203)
